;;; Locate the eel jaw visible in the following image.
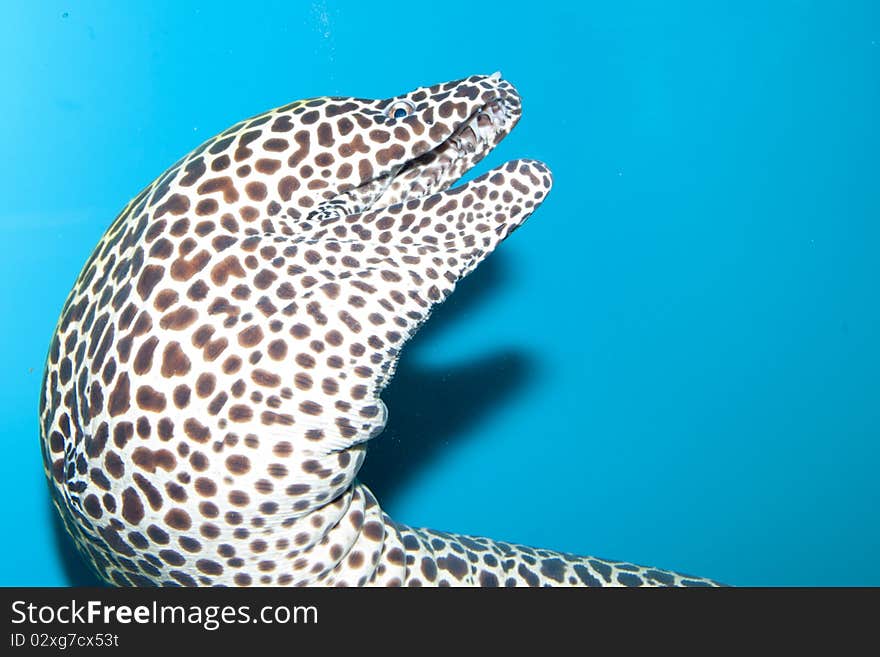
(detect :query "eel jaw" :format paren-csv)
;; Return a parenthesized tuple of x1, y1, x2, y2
(328, 75, 523, 217)
(370, 89, 521, 209)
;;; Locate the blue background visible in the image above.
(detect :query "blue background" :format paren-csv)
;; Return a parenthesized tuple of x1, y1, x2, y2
(2, 1, 878, 586)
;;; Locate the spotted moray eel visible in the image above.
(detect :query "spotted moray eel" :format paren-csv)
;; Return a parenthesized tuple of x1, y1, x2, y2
(39, 73, 720, 587)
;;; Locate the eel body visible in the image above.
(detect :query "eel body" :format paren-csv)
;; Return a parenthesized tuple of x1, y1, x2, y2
(40, 74, 719, 586)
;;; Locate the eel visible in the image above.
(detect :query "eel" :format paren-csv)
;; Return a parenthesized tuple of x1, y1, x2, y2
(39, 73, 720, 586)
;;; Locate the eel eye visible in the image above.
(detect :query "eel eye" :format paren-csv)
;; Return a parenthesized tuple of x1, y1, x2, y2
(386, 99, 415, 120)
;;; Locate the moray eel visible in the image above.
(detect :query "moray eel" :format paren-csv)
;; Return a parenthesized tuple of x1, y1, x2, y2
(40, 73, 720, 587)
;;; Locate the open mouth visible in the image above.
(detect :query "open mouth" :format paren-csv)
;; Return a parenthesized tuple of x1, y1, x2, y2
(323, 77, 522, 219)
(370, 91, 520, 209)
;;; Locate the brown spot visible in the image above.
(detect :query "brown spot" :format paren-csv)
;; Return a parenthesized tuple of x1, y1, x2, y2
(287, 130, 311, 167)
(267, 339, 287, 360)
(208, 391, 228, 415)
(83, 494, 102, 519)
(196, 198, 218, 215)
(136, 385, 167, 412)
(376, 144, 405, 166)
(136, 416, 151, 438)
(170, 251, 211, 281)
(316, 122, 335, 147)
(132, 337, 159, 375)
(278, 176, 300, 201)
(272, 115, 293, 132)
(228, 490, 250, 506)
(165, 482, 187, 503)
(132, 447, 177, 473)
(197, 176, 239, 203)
(294, 372, 312, 390)
(358, 158, 374, 183)
(245, 181, 267, 201)
(190, 451, 208, 472)
(200, 521, 220, 536)
(155, 193, 190, 218)
(165, 508, 192, 530)
(299, 400, 322, 416)
(104, 451, 125, 478)
(192, 324, 215, 348)
(112, 422, 134, 448)
(158, 418, 174, 440)
(443, 554, 468, 579)
(238, 325, 263, 347)
(162, 546, 193, 568)
(226, 454, 251, 475)
(153, 289, 179, 311)
(338, 310, 362, 333)
(388, 548, 405, 565)
(256, 296, 278, 317)
(146, 524, 170, 544)
(161, 342, 191, 377)
(134, 473, 164, 511)
(228, 405, 253, 423)
(173, 384, 191, 409)
(253, 269, 277, 290)
(255, 158, 281, 174)
(195, 477, 217, 497)
(262, 411, 294, 426)
(183, 418, 211, 443)
(108, 373, 131, 416)
(252, 369, 280, 387)
(320, 282, 340, 299)
(159, 306, 198, 331)
(121, 487, 144, 524)
(171, 219, 191, 236)
(136, 265, 164, 300)
(180, 157, 206, 186)
(179, 537, 202, 553)
(204, 337, 228, 361)
(210, 255, 246, 286)
(196, 559, 223, 576)
(363, 521, 383, 541)
(272, 441, 293, 457)
(195, 373, 216, 398)
(212, 235, 237, 252)
(264, 138, 289, 152)
(290, 323, 311, 339)
(222, 356, 242, 374)
(131, 311, 153, 337)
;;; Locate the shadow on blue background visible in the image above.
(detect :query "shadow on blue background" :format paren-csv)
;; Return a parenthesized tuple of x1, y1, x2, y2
(362, 255, 537, 508)
(2, 1, 878, 586)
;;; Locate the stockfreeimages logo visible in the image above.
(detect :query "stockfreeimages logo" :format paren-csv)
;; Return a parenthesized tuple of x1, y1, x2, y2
(11, 600, 317, 632)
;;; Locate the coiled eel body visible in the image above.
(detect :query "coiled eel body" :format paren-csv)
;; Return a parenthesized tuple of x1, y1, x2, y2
(39, 74, 720, 587)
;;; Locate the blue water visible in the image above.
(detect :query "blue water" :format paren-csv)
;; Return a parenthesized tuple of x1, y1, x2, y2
(2, 1, 878, 586)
